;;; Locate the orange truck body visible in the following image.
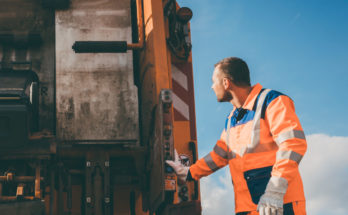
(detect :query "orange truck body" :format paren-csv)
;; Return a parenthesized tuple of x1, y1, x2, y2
(0, 0, 201, 214)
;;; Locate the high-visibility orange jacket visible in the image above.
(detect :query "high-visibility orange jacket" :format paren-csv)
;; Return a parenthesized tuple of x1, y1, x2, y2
(189, 83, 307, 213)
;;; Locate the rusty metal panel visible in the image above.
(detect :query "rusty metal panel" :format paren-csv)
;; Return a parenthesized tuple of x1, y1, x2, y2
(56, 0, 139, 143)
(0, 0, 55, 132)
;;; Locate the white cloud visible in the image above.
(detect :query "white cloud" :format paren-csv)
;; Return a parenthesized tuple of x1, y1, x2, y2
(200, 168, 235, 215)
(300, 134, 348, 215)
(199, 134, 348, 215)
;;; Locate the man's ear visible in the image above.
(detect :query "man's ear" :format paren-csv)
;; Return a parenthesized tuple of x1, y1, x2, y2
(222, 77, 230, 90)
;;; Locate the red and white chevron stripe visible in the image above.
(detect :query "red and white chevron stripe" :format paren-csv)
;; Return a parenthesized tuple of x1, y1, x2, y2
(172, 64, 190, 120)
(171, 62, 197, 140)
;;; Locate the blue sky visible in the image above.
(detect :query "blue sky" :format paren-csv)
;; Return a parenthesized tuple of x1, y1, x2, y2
(177, 0, 348, 214)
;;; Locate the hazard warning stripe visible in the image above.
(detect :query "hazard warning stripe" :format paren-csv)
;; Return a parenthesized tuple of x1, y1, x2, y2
(171, 62, 197, 140)
(173, 108, 188, 121)
(172, 92, 190, 120)
(172, 80, 190, 104)
(172, 64, 188, 91)
(171, 63, 190, 121)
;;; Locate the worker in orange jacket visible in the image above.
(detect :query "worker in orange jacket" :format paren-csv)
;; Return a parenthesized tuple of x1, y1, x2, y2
(167, 57, 307, 215)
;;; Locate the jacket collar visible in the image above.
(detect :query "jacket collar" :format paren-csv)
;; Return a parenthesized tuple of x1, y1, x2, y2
(241, 83, 263, 110)
(228, 83, 263, 118)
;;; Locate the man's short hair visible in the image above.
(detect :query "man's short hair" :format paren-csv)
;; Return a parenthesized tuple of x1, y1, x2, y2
(214, 57, 251, 87)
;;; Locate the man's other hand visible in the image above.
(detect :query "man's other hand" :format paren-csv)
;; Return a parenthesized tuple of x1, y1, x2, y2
(257, 191, 284, 215)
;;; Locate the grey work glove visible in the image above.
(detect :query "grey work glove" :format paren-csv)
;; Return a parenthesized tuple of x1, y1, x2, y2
(257, 176, 288, 215)
(165, 149, 189, 183)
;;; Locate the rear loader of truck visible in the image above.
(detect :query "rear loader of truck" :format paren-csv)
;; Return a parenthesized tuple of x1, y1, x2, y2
(0, 0, 201, 214)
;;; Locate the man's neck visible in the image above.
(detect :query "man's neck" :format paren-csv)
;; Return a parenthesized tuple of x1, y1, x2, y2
(230, 86, 252, 108)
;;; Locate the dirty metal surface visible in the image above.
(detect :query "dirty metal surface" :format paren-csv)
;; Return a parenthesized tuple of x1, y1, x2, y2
(0, 0, 55, 132)
(0, 200, 45, 215)
(56, 0, 139, 143)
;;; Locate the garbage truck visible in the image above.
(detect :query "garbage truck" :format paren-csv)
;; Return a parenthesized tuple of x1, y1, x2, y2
(0, 0, 201, 214)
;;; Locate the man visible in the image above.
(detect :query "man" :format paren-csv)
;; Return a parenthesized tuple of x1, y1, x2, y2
(166, 57, 307, 215)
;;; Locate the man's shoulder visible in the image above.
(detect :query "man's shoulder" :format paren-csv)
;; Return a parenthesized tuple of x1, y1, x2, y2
(261, 88, 293, 107)
(259, 89, 293, 118)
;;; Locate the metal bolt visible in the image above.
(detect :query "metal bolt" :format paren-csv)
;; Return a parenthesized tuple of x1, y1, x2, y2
(181, 186, 188, 193)
(86, 197, 91, 203)
(6, 172, 14, 182)
(104, 197, 110, 204)
(86, 161, 91, 167)
(164, 126, 172, 136)
(105, 161, 110, 167)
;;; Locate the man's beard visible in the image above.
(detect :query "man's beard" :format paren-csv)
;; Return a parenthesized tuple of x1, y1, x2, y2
(218, 91, 232, 102)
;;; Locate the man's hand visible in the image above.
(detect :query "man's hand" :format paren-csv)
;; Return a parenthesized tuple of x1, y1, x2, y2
(257, 191, 284, 215)
(165, 149, 189, 183)
(257, 176, 287, 215)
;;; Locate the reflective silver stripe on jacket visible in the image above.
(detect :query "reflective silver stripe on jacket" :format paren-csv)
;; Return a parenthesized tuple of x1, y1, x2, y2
(225, 115, 236, 160)
(243, 89, 271, 155)
(227, 151, 236, 159)
(275, 129, 306, 146)
(213, 144, 228, 159)
(213, 143, 236, 160)
(226, 115, 231, 148)
(203, 153, 219, 172)
(276, 150, 303, 164)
